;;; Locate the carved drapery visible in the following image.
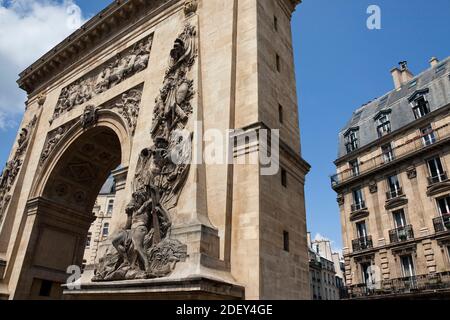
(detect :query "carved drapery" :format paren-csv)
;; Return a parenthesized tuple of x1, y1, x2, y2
(93, 23, 198, 282)
(0, 116, 38, 224)
(50, 35, 153, 124)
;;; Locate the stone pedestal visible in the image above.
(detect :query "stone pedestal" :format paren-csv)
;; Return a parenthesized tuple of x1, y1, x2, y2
(64, 276, 244, 300)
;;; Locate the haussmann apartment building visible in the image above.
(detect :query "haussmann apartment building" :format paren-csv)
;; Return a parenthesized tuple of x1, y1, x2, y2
(332, 57, 450, 299)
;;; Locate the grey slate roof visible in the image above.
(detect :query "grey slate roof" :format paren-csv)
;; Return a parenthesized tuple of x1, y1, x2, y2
(337, 57, 450, 159)
(99, 176, 116, 195)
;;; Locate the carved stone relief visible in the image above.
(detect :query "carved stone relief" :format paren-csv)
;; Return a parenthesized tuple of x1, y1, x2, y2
(0, 116, 38, 224)
(93, 23, 198, 282)
(407, 166, 417, 179)
(50, 35, 153, 124)
(40, 86, 143, 167)
(337, 194, 344, 206)
(184, 0, 198, 16)
(81, 105, 99, 129)
(369, 180, 378, 193)
(40, 120, 76, 165)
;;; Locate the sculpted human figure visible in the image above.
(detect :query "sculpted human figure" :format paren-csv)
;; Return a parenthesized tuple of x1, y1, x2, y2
(130, 189, 153, 273)
(0, 161, 13, 190)
(41, 127, 65, 163)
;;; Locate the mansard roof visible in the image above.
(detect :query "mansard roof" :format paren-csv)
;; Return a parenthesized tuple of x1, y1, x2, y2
(337, 56, 450, 160)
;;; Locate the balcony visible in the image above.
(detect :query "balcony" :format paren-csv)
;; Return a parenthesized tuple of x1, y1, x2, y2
(386, 188, 404, 200)
(433, 214, 450, 233)
(352, 236, 373, 252)
(349, 272, 450, 299)
(351, 201, 366, 212)
(389, 225, 414, 243)
(428, 172, 448, 186)
(331, 123, 450, 188)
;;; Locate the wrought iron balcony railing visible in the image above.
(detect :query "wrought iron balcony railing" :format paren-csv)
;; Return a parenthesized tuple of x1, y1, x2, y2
(351, 201, 366, 212)
(349, 272, 450, 299)
(331, 123, 450, 188)
(433, 214, 450, 233)
(386, 188, 404, 200)
(352, 236, 373, 252)
(427, 172, 448, 186)
(389, 225, 414, 243)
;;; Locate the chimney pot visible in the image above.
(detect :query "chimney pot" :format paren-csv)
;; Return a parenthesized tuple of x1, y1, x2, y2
(430, 57, 439, 67)
(391, 60, 414, 90)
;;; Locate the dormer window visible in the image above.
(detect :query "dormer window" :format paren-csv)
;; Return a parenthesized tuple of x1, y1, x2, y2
(344, 128, 359, 154)
(412, 96, 430, 119)
(374, 111, 391, 138)
(409, 89, 430, 119)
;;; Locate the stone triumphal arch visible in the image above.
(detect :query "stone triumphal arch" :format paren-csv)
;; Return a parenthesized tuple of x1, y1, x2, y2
(0, 0, 310, 300)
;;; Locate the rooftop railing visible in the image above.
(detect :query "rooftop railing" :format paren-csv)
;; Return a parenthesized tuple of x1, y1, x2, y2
(331, 123, 450, 188)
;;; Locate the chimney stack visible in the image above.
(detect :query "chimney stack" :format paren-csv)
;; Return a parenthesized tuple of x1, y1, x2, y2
(391, 61, 414, 90)
(430, 57, 439, 67)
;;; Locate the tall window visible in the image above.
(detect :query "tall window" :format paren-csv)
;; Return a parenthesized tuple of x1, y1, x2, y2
(387, 174, 401, 198)
(276, 54, 281, 72)
(427, 157, 446, 184)
(356, 221, 368, 239)
(107, 199, 114, 215)
(447, 246, 450, 263)
(352, 188, 364, 210)
(393, 209, 407, 228)
(361, 262, 374, 286)
(421, 124, 436, 146)
(349, 159, 360, 177)
(278, 104, 283, 124)
(281, 168, 287, 187)
(274, 16, 278, 31)
(102, 223, 110, 237)
(401, 255, 415, 278)
(382, 143, 394, 163)
(86, 232, 92, 248)
(283, 231, 290, 252)
(412, 96, 430, 119)
(437, 196, 450, 215)
(345, 130, 359, 154)
(376, 113, 391, 138)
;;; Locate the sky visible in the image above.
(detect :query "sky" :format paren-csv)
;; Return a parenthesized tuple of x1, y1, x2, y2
(1, 0, 450, 254)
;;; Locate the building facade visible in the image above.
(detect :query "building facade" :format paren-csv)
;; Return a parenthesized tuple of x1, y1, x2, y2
(307, 233, 343, 300)
(0, 0, 310, 300)
(82, 177, 116, 269)
(332, 57, 450, 299)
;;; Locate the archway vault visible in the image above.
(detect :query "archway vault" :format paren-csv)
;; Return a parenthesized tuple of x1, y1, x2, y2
(31, 111, 131, 210)
(9, 112, 131, 299)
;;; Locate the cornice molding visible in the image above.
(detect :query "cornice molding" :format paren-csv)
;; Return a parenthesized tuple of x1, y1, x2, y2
(17, 0, 176, 96)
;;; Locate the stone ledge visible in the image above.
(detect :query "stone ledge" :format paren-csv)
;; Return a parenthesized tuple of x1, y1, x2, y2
(63, 276, 245, 300)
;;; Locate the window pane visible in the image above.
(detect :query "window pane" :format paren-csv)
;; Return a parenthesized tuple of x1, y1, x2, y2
(388, 175, 400, 191)
(428, 157, 444, 177)
(393, 209, 406, 228)
(353, 189, 363, 204)
(401, 255, 415, 277)
(356, 222, 367, 238)
(438, 197, 450, 215)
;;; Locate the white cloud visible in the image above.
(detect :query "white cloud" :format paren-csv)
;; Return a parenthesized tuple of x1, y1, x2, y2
(0, 0, 86, 129)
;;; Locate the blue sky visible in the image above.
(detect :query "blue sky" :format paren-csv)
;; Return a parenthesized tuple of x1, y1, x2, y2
(1, 0, 450, 253)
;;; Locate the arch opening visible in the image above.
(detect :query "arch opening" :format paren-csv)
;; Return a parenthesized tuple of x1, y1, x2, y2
(17, 126, 123, 300)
